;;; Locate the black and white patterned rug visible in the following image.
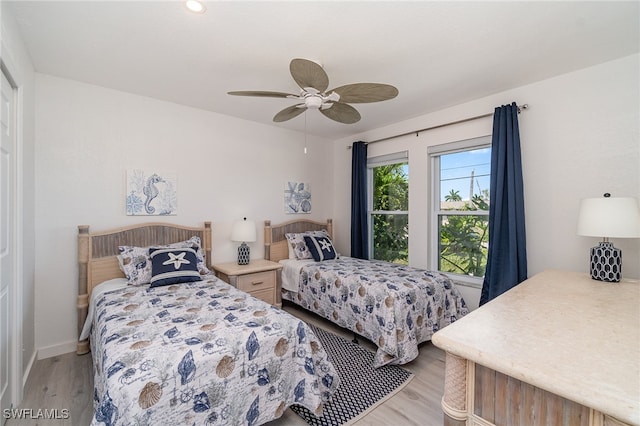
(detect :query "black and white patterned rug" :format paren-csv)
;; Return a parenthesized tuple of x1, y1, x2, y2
(291, 324, 414, 426)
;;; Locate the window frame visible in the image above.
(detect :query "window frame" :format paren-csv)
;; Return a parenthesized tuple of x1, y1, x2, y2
(428, 136, 491, 287)
(367, 151, 409, 262)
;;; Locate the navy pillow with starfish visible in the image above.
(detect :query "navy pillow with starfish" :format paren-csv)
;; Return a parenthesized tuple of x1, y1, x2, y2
(149, 247, 202, 287)
(303, 235, 337, 261)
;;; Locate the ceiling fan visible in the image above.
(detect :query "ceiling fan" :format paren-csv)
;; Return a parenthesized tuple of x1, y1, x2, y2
(228, 58, 398, 124)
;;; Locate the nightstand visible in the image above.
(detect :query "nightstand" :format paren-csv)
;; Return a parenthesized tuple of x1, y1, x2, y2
(213, 259, 283, 307)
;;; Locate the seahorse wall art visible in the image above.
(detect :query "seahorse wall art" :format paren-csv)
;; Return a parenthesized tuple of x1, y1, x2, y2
(126, 169, 177, 216)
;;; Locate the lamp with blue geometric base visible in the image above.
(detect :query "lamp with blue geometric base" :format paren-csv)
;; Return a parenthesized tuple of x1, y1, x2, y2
(577, 194, 640, 283)
(231, 217, 257, 265)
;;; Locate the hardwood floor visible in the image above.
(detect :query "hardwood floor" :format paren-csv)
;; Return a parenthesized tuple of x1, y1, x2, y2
(5, 352, 93, 426)
(8, 302, 446, 426)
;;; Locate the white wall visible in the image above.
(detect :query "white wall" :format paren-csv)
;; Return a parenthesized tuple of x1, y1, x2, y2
(34, 74, 334, 357)
(332, 54, 640, 310)
(1, 3, 36, 394)
(32, 55, 640, 355)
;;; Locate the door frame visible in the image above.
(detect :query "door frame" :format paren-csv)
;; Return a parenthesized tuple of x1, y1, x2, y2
(1, 48, 25, 411)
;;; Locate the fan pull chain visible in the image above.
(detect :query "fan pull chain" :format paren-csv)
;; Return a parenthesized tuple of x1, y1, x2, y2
(304, 111, 308, 154)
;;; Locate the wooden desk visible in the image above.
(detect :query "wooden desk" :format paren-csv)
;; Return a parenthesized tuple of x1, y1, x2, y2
(432, 270, 639, 426)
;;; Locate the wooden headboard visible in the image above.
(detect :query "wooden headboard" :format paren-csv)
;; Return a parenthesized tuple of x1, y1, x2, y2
(77, 221, 212, 354)
(264, 219, 333, 262)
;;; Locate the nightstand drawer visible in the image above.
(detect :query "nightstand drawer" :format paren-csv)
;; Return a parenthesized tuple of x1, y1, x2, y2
(249, 288, 276, 305)
(236, 271, 275, 293)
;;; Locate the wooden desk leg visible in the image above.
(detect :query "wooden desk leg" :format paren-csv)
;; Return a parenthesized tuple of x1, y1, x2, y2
(442, 352, 468, 426)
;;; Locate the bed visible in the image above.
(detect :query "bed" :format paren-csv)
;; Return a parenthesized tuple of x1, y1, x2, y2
(264, 218, 469, 368)
(77, 221, 339, 426)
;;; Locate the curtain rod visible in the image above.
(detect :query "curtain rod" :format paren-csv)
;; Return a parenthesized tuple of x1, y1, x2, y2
(358, 103, 529, 146)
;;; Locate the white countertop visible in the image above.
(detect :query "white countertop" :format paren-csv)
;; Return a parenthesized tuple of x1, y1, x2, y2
(432, 269, 640, 425)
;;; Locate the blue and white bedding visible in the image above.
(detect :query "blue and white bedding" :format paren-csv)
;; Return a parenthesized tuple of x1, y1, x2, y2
(280, 257, 469, 367)
(88, 276, 340, 426)
(80, 278, 129, 341)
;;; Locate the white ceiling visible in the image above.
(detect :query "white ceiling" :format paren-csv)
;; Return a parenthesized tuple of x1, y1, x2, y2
(5, 1, 639, 139)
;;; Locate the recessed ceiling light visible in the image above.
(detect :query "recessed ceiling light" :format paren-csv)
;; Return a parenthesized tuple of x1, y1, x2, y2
(185, 0, 206, 14)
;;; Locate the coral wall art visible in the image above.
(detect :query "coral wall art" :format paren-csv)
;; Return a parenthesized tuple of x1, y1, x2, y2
(285, 181, 311, 214)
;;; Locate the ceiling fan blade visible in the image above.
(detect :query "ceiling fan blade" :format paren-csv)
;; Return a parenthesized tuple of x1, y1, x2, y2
(290, 59, 329, 93)
(329, 83, 398, 103)
(228, 90, 296, 98)
(273, 104, 307, 122)
(320, 102, 361, 124)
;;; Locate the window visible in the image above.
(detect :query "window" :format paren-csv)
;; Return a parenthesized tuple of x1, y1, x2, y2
(368, 152, 409, 264)
(429, 137, 491, 281)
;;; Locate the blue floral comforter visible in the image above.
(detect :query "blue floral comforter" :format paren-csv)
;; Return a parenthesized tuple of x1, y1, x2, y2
(281, 257, 469, 367)
(90, 276, 339, 426)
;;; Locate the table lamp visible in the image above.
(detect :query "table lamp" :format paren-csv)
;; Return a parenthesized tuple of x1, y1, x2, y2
(231, 217, 257, 265)
(577, 193, 640, 282)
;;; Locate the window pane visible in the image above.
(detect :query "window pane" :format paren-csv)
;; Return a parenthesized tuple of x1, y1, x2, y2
(438, 214, 488, 277)
(373, 213, 408, 264)
(440, 147, 490, 211)
(373, 163, 408, 211)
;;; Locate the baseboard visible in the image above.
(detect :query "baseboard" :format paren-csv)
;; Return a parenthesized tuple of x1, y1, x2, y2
(37, 340, 77, 360)
(22, 350, 36, 387)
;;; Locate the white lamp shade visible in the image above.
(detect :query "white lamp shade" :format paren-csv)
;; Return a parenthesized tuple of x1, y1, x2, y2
(231, 218, 257, 242)
(577, 196, 640, 238)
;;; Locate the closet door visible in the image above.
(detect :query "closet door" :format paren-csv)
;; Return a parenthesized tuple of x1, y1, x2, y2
(0, 68, 16, 415)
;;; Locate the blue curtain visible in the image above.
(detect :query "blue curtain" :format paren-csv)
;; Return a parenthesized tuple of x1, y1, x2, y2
(480, 102, 527, 305)
(351, 141, 369, 259)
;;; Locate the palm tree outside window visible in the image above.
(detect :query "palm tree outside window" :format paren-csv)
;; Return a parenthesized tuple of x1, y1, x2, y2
(429, 136, 491, 281)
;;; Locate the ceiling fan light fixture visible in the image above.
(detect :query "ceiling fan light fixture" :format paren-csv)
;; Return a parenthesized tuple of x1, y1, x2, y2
(305, 95, 323, 110)
(185, 0, 206, 14)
